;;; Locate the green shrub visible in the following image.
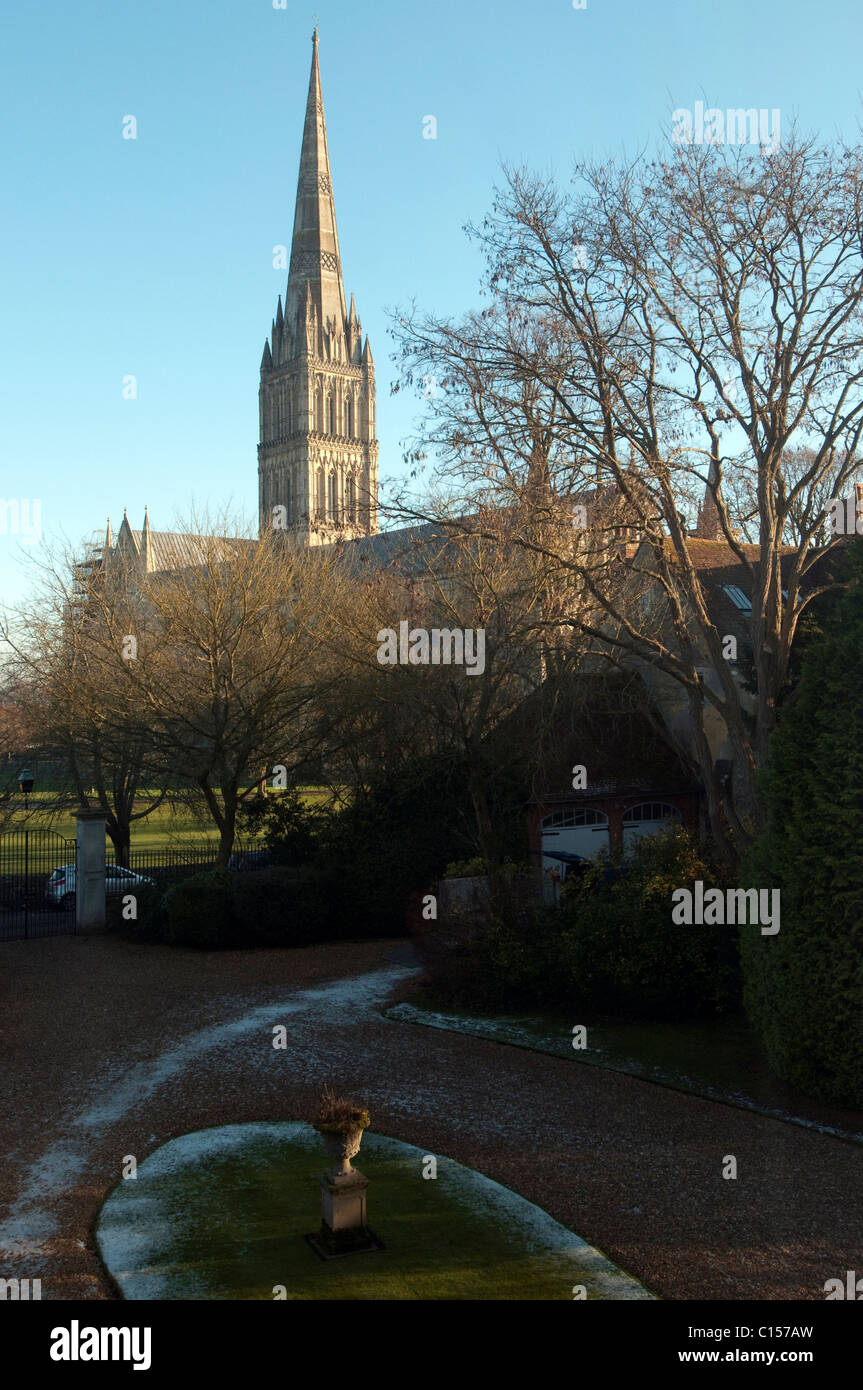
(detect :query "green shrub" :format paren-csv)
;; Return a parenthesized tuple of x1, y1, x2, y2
(442, 856, 522, 879)
(160, 869, 238, 948)
(556, 830, 739, 1018)
(421, 829, 739, 1018)
(239, 789, 331, 866)
(443, 856, 488, 879)
(742, 543, 863, 1108)
(319, 762, 482, 937)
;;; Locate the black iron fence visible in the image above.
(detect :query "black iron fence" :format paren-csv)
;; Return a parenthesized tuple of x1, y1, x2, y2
(105, 839, 264, 886)
(0, 834, 269, 942)
(0, 828, 78, 941)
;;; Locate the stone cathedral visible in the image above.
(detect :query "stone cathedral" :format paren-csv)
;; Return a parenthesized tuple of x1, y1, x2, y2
(96, 30, 379, 580)
(87, 29, 720, 582)
(258, 28, 379, 545)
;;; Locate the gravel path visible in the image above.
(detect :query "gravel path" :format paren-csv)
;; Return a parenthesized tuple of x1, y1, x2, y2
(1, 933, 860, 1300)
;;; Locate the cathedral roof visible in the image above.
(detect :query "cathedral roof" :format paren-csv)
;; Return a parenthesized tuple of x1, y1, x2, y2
(123, 528, 255, 574)
(340, 521, 454, 573)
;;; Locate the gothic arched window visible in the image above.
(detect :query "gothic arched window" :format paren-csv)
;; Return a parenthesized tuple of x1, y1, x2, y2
(316, 468, 325, 518)
(327, 395, 335, 435)
(315, 390, 323, 433)
(346, 473, 356, 523)
(328, 470, 338, 520)
(345, 395, 353, 437)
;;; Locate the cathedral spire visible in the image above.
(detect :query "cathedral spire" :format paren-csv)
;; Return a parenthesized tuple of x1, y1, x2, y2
(258, 29, 378, 546)
(695, 458, 724, 540)
(284, 28, 347, 341)
(141, 505, 151, 573)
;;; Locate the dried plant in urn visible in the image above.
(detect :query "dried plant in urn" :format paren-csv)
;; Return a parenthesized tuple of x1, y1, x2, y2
(313, 1084, 371, 1175)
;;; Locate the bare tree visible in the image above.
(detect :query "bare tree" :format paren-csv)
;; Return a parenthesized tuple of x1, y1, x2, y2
(320, 517, 584, 873)
(390, 129, 863, 851)
(86, 514, 349, 866)
(1, 543, 167, 862)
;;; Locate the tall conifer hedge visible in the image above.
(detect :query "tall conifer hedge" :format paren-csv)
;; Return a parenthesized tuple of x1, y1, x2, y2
(742, 545, 863, 1107)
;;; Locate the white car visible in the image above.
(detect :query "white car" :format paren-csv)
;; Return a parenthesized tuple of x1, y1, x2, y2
(46, 863, 155, 910)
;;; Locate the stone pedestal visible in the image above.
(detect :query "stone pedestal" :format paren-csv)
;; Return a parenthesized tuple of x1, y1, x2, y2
(321, 1168, 369, 1232)
(304, 1164, 383, 1260)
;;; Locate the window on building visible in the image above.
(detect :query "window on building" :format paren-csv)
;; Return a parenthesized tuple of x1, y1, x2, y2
(346, 473, 356, 523)
(328, 470, 338, 519)
(345, 395, 353, 437)
(541, 809, 608, 828)
(622, 803, 682, 824)
(328, 395, 335, 435)
(316, 468, 325, 518)
(722, 584, 752, 612)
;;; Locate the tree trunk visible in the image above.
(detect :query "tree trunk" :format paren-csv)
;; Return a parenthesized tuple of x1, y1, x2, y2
(107, 823, 131, 868)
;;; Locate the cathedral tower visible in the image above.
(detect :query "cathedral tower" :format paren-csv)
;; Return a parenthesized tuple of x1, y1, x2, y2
(258, 29, 379, 544)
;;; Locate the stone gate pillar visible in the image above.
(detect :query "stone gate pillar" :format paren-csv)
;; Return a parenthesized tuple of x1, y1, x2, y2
(75, 810, 106, 933)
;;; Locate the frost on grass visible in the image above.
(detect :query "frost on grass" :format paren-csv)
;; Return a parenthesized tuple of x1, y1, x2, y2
(96, 1122, 656, 1301)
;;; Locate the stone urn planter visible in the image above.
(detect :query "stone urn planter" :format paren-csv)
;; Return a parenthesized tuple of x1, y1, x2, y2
(317, 1124, 365, 1176)
(306, 1088, 379, 1259)
(311, 1085, 371, 1178)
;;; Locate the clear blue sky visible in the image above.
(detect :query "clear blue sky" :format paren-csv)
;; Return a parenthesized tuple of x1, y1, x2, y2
(1, 0, 860, 602)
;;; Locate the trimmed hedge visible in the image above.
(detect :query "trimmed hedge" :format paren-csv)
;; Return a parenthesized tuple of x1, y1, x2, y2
(115, 863, 390, 949)
(160, 870, 236, 948)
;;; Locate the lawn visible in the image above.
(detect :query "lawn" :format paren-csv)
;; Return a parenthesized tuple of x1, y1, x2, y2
(3, 788, 333, 851)
(96, 1122, 654, 1301)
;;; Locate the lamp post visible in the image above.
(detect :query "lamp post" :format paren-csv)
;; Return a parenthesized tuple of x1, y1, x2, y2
(16, 768, 34, 939)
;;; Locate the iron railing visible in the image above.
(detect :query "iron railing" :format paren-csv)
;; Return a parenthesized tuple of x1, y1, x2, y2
(0, 828, 78, 941)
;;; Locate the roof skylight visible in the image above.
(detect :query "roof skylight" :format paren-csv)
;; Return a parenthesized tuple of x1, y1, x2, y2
(722, 584, 752, 612)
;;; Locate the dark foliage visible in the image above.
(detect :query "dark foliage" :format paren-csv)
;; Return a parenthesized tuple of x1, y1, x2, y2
(422, 829, 740, 1019)
(742, 542, 863, 1107)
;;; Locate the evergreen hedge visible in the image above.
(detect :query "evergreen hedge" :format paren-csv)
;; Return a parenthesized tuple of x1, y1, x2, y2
(742, 545, 863, 1107)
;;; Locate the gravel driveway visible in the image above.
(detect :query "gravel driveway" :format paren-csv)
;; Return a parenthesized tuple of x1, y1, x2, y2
(1, 932, 860, 1300)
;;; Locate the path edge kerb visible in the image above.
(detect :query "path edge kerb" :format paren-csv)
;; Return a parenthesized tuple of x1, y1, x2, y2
(382, 1003, 863, 1148)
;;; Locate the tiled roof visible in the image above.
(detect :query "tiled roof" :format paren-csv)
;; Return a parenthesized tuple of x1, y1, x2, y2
(682, 538, 763, 570)
(634, 537, 808, 638)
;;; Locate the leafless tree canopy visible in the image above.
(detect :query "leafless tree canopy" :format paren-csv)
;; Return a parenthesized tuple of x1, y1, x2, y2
(389, 130, 863, 847)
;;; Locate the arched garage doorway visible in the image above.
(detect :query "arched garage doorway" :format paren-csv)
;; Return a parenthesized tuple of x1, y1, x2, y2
(541, 808, 609, 892)
(622, 802, 682, 853)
